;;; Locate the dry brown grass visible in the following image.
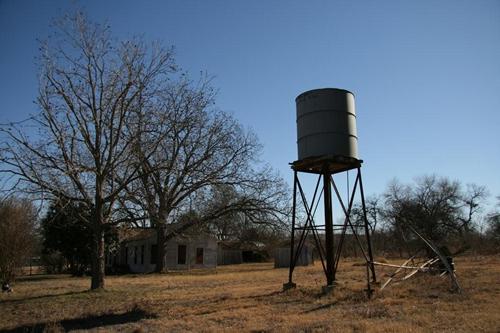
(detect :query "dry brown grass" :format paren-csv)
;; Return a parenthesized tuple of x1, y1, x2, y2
(1, 256, 499, 332)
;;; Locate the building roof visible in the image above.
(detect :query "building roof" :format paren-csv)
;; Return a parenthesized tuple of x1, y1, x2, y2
(118, 223, 217, 244)
(118, 228, 156, 242)
(218, 240, 266, 251)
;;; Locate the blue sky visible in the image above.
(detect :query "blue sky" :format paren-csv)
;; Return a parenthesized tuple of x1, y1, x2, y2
(1, 0, 499, 209)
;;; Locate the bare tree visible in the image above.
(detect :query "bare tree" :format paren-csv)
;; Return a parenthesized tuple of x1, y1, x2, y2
(457, 184, 488, 234)
(119, 77, 290, 272)
(351, 194, 382, 234)
(0, 13, 175, 289)
(197, 179, 290, 239)
(382, 175, 488, 249)
(0, 198, 37, 285)
(485, 196, 500, 250)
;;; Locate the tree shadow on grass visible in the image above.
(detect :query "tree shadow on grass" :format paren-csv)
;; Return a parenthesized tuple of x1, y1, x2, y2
(17, 274, 72, 283)
(0, 306, 156, 333)
(302, 301, 338, 313)
(239, 290, 283, 300)
(0, 290, 88, 305)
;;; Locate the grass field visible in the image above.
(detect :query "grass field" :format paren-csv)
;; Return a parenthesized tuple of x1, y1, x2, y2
(1, 256, 499, 332)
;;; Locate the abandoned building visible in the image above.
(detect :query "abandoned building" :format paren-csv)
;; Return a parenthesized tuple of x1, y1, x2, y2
(106, 228, 218, 273)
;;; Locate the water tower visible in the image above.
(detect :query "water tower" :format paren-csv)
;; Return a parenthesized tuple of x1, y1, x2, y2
(284, 88, 377, 294)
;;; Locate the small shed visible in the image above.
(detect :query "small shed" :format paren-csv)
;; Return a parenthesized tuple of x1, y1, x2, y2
(217, 241, 243, 265)
(274, 244, 314, 268)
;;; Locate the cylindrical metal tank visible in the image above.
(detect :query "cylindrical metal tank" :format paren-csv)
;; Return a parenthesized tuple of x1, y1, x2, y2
(296, 88, 358, 161)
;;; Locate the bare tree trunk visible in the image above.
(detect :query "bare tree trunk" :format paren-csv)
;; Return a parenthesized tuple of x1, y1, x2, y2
(91, 193, 106, 290)
(91, 228, 106, 290)
(155, 222, 167, 273)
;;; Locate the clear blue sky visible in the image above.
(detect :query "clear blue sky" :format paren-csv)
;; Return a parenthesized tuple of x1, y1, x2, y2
(1, 0, 499, 208)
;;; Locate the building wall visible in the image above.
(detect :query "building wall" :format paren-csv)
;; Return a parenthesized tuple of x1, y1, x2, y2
(110, 234, 218, 273)
(123, 237, 157, 273)
(166, 237, 218, 270)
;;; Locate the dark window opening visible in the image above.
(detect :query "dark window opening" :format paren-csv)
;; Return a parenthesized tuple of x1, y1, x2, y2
(134, 246, 138, 264)
(151, 244, 157, 264)
(196, 248, 204, 265)
(178, 245, 187, 265)
(141, 245, 144, 265)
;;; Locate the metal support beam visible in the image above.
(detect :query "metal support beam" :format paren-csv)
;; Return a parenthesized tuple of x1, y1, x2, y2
(358, 168, 377, 283)
(286, 171, 298, 288)
(323, 171, 335, 286)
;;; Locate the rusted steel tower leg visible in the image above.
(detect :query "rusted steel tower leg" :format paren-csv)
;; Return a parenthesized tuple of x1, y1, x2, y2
(358, 168, 377, 283)
(284, 171, 298, 290)
(323, 171, 335, 288)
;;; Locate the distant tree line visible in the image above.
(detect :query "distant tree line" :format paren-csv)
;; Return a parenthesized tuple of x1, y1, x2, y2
(347, 175, 499, 258)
